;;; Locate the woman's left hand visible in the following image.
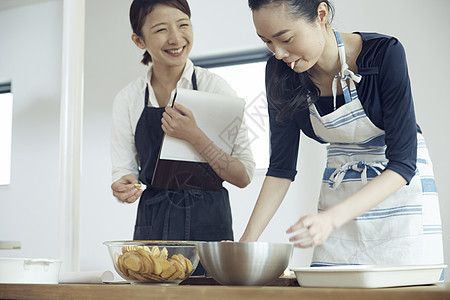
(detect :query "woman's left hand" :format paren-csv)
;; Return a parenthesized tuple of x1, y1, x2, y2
(286, 212, 336, 248)
(161, 102, 200, 143)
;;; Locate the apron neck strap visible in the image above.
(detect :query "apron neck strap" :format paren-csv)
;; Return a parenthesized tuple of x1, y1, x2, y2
(332, 29, 362, 110)
(334, 29, 348, 70)
(145, 84, 150, 107)
(144, 69, 198, 107)
(191, 69, 198, 90)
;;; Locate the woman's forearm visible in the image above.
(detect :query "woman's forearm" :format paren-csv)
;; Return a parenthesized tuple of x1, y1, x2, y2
(240, 176, 292, 241)
(327, 169, 407, 229)
(286, 169, 408, 248)
(190, 129, 250, 188)
(161, 103, 251, 187)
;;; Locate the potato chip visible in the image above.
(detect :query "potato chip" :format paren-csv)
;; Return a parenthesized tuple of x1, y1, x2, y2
(146, 253, 161, 275)
(160, 265, 176, 279)
(143, 273, 166, 282)
(151, 246, 161, 258)
(160, 247, 168, 260)
(171, 254, 187, 271)
(184, 257, 193, 274)
(157, 257, 171, 272)
(171, 260, 185, 279)
(140, 254, 153, 274)
(168, 270, 183, 281)
(117, 255, 129, 277)
(123, 252, 141, 272)
(129, 270, 147, 281)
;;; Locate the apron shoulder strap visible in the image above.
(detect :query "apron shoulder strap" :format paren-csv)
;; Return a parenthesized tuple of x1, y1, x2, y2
(191, 69, 198, 90)
(144, 84, 149, 107)
(145, 69, 196, 108)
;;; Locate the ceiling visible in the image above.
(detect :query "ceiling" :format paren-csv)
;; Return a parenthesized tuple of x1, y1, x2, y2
(0, 0, 57, 11)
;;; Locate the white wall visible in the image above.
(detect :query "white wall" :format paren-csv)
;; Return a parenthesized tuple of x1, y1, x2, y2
(0, 0, 448, 281)
(0, 0, 62, 259)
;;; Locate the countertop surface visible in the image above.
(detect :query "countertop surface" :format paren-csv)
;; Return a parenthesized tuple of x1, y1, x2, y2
(1, 279, 449, 300)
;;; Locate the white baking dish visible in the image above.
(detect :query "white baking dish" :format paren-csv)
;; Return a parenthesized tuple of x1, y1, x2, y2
(292, 264, 447, 288)
(0, 258, 62, 284)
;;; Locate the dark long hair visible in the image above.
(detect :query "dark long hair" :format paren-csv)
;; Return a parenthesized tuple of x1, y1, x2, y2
(248, 0, 334, 121)
(129, 0, 192, 65)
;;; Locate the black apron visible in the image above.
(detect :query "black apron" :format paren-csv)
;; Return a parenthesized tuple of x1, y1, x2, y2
(132, 70, 234, 275)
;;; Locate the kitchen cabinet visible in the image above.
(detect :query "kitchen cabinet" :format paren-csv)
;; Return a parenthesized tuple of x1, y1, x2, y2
(1, 282, 449, 300)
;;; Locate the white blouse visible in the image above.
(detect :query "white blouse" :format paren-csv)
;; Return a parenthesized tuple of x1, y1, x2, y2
(111, 59, 255, 183)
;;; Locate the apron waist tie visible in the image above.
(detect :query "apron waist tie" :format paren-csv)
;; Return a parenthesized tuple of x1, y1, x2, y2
(329, 161, 385, 189)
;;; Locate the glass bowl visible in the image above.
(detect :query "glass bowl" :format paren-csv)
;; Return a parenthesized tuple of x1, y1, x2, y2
(103, 240, 199, 285)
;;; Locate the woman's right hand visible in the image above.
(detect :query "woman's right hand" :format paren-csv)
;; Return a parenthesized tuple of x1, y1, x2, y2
(111, 174, 143, 203)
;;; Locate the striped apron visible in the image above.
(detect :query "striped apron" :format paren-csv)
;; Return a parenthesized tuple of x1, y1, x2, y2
(308, 30, 444, 273)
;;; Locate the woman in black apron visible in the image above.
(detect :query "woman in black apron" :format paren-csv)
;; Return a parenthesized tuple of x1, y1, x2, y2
(111, 0, 255, 275)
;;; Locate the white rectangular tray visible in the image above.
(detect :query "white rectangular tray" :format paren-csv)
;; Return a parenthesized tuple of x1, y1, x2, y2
(291, 264, 446, 288)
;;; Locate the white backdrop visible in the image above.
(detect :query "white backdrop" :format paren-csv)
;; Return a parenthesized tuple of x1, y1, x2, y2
(0, 0, 448, 280)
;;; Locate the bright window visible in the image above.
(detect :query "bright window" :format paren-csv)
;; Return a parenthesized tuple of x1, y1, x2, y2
(193, 49, 272, 169)
(208, 62, 269, 169)
(0, 82, 13, 185)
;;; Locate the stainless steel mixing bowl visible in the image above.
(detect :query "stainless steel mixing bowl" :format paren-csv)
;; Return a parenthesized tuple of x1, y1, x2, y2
(197, 241, 293, 286)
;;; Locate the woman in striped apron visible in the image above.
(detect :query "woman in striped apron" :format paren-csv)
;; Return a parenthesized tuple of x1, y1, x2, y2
(241, 0, 444, 276)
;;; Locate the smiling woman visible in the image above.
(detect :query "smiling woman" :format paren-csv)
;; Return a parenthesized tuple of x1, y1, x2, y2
(0, 82, 12, 186)
(110, 0, 255, 277)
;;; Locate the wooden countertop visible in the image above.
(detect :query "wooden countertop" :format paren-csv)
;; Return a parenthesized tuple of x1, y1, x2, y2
(1, 281, 449, 300)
